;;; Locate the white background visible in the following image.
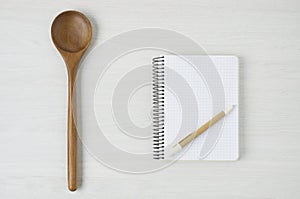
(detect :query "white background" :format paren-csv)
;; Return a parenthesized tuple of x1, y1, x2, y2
(1, 0, 300, 198)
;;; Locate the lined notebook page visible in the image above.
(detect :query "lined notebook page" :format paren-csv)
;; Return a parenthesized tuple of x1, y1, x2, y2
(164, 55, 239, 160)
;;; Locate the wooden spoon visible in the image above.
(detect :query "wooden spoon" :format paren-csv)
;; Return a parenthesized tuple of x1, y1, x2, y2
(51, 10, 92, 191)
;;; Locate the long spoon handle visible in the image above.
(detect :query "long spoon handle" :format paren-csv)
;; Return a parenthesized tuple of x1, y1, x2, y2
(67, 70, 77, 191)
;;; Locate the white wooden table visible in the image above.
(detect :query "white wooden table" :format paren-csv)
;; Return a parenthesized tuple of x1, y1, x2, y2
(1, 0, 300, 198)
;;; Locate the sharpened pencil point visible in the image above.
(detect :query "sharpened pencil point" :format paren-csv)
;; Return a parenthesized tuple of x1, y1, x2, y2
(224, 105, 235, 115)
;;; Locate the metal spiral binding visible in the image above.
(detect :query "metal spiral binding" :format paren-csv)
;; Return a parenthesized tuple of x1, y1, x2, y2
(152, 56, 165, 159)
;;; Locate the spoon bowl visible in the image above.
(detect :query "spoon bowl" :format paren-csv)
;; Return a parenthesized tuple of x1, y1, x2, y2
(51, 11, 92, 53)
(51, 10, 92, 192)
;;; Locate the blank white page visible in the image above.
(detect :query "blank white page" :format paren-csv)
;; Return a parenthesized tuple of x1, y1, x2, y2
(164, 55, 239, 160)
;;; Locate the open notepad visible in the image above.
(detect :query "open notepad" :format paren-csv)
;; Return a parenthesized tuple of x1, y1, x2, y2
(152, 55, 239, 160)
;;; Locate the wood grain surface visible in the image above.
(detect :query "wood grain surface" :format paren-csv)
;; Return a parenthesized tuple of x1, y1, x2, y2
(0, 0, 300, 198)
(51, 10, 92, 191)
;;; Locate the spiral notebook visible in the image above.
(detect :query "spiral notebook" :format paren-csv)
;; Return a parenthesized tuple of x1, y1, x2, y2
(152, 55, 239, 160)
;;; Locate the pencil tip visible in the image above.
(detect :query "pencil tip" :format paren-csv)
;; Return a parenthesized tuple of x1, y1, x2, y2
(224, 105, 235, 114)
